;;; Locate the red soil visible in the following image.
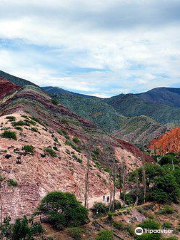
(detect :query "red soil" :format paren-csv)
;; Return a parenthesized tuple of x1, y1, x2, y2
(0, 77, 20, 99)
(113, 137, 154, 163)
(149, 127, 180, 154)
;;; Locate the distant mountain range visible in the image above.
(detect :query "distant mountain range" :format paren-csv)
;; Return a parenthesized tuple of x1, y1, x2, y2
(1, 70, 178, 145)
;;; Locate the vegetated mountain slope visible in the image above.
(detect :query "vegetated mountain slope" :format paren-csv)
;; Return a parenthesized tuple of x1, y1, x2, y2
(0, 79, 150, 220)
(43, 86, 126, 133)
(139, 87, 180, 108)
(0, 70, 37, 87)
(149, 127, 180, 154)
(105, 92, 180, 126)
(0, 77, 20, 99)
(113, 115, 168, 146)
(43, 87, 168, 145)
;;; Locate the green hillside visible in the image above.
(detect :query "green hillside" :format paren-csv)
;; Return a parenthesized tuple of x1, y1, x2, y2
(105, 93, 180, 126)
(43, 87, 168, 144)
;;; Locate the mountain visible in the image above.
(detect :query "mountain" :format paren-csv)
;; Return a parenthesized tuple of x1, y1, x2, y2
(0, 78, 150, 220)
(149, 127, 180, 154)
(139, 87, 180, 108)
(0, 70, 37, 87)
(104, 88, 180, 126)
(43, 86, 168, 145)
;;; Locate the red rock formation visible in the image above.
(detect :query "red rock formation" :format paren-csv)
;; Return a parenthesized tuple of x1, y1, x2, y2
(149, 127, 180, 154)
(0, 77, 20, 99)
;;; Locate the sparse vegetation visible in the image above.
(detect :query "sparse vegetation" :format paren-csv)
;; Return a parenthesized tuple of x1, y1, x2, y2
(96, 229, 114, 240)
(66, 227, 84, 240)
(6, 116, 16, 122)
(73, 137, 80, 144)
(158, 206, 175, 214)
(22, 145, 35, 154)
(44, 148, 57, 157)
(58, 129, 70, 139)
(7, 179, 18, 187)
(2, 131, 17, 140)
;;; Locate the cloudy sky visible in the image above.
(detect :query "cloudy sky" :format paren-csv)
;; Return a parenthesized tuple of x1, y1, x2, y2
(0, 0, 180, 97)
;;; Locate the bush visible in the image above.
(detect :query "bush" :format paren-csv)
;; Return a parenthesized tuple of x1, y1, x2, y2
(73, 137, 80, 144)
(159, 154, 179, 166)
(96, 229, 114, 240)
(2, 131, 17, 140)
(10, 216, 43, 240)
(13, 121, 29, 126)
(44, 148, 57, 157)
(7, 179, 18, 187)
(66, 227, 84, 240)
(15, 127, 22, 131)
(22, 145, 34, 154)
(58, 129, 70, 139)
(31, 127, 38, 132)
(6, 116, 16, 122)
(38, 191, 88, 230)
(152, 174, 180, 203)
(137, 220, 161, 240)
(30, 222, 44, 235)
(162, 222, 172, 229)
(91, 202, 107, 216)
(158, 206, 175, 214)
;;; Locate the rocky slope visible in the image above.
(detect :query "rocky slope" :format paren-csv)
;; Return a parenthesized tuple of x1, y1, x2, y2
(0, 77, 20, 99)
(0, 79, 150, 221)
(149, 127, 180, 154)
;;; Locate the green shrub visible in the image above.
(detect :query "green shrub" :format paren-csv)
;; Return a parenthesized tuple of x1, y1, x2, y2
(91, 202, 107, 216)
(93, 149, 100, 156)
(13, 121, 29, 126)
(96, 229, 114, 240)
(44, 148, 57, 157)
(15, 127, 22, 131)
(6, 116, 16, 122)
(22, 145, 34, 154)
(2, 131, 17, 140)
(137, 220, 161, 240)
(38, 191, 88, 230)
(11, 216, 43, 240)
(162, 222, 172, 229)
(159, 154, 179, 165)
(66, 227, 84, 240)
(58, 129, 70, 139)
(158, 206, 175, 214)
(31, 127, 38, 132)
(7, 179, 18, 187)
(30, 222, 44, 235)
(73, 137, 80, 144)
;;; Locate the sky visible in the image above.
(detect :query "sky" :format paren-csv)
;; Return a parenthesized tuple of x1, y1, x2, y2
(0, 0, 180, 97)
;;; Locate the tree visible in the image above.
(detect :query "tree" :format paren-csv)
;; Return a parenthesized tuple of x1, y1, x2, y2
(38, 191, 88, 230)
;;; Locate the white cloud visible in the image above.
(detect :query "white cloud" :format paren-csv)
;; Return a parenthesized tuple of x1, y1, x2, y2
(0, 0, 180, 96)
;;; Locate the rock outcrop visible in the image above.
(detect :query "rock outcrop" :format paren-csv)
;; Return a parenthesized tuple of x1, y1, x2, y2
(149, 127, 180, 154)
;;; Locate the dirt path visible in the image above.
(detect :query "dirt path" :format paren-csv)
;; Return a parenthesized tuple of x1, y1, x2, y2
(88, 192, 121, 208)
